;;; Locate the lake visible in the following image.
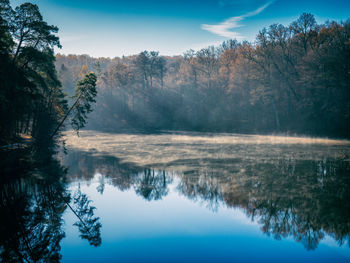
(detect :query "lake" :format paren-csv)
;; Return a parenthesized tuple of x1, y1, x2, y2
(1, 131, 350, 262)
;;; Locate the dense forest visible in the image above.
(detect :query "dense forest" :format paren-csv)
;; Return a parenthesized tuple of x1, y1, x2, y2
(1, 0, 350, 144)
(0, 0, 96, 147)
(56, 13, 350, 138)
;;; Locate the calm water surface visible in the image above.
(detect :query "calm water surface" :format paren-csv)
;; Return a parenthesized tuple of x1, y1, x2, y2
(1, 131, 350, 262)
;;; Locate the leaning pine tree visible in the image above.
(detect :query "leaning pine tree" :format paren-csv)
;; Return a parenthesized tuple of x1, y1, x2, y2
(51, 72, 97, 139)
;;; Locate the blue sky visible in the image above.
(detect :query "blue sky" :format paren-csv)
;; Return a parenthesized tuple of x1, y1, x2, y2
(14, 0, 350, 57)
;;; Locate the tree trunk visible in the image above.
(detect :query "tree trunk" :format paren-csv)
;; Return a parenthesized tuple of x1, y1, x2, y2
(49, 94, 82, 139)
(272, 99, 280, 131)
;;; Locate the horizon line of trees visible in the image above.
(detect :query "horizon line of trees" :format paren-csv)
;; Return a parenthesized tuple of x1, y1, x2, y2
(56, 13, 350, 138)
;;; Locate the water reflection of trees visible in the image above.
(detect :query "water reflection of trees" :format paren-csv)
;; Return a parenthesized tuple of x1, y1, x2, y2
(64, 150, 350, 250)
(176, 172, 223, 211)
(134, 170, 172, 201)
(70, 187, 102, 247)
(0, 149, 101, 262)
(63, 151, 173, 201)
(236, 159, 350, 250)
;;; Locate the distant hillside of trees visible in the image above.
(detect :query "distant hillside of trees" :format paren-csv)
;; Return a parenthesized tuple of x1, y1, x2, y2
(56, 13, 349, 137)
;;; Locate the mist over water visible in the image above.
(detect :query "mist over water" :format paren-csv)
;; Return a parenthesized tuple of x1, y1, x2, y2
(2, 0, 350, 261)
(63, 130, 350, 170)
(58, 130, 350, 262)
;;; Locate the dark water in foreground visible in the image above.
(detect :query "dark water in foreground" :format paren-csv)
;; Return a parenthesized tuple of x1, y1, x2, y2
(1, 131, 350, 262)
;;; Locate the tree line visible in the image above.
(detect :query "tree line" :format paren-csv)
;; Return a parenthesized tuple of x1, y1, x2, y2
(1, 0, 349, 139)
(56, 13, 350, 137)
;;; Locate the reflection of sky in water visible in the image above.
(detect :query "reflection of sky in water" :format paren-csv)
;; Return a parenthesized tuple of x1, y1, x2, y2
(60, 131, 350, 262)
(61, 172, 350, 263)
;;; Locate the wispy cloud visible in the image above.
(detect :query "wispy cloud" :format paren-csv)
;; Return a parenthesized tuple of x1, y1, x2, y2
(201, 1, 273, 40)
